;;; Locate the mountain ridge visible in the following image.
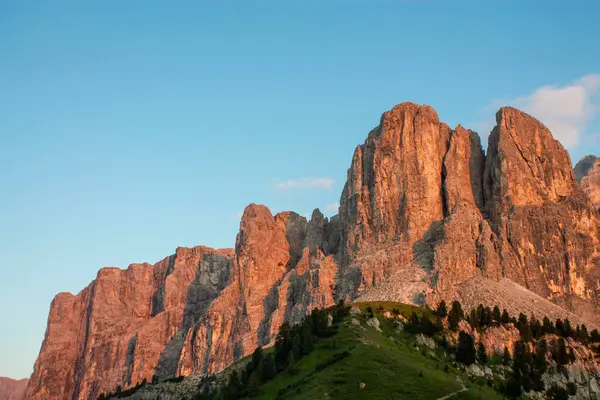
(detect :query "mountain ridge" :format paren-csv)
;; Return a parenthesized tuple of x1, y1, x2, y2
(24, 102, 600, 400)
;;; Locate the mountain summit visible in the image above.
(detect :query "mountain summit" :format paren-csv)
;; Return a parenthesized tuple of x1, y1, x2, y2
(24, 103, 600, 400)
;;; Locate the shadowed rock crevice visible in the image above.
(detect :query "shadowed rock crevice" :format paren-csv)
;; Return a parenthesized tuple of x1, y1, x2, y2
(125, 335, 137, 386)
(150, 255, 176, 317)
(154, 253, 232, 379)
(257, 279, 282, 347)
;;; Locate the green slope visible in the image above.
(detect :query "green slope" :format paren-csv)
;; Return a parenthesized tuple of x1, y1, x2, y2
(244, 302, 504, 400)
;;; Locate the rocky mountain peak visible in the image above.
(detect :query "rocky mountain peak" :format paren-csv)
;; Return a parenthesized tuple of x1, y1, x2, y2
(484, 106, 578, 218)
(575, 155, 600, 210)
(24, 101, 600, 400)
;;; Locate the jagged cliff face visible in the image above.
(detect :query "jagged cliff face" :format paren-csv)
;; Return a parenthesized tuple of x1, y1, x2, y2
(25, 102, 600, 399)
(25, 246, 234, 400)
(576, 155, 600, 210)
(25, 208, 337, 400)
(176, 207, 338, 377)
(336, 104, 497, 302)
(482, 109, 600, 322)
(340, 104, 600, 320)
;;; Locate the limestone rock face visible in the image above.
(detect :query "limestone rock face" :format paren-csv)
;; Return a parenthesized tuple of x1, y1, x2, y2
(25, 246, 234, 400)
(576, 155, 600, 210)
(26, 102, 600, 399)
(26, 205, 338, 400)
(483, 108, 600, 322)
(0, 377, 28, 400)
(176, 205, 338, 377)
(337, 103, 499, 304)
(339, 104, 450, 270)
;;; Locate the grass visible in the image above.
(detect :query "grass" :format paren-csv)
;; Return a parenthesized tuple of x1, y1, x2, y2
(241, 302, 504, 400)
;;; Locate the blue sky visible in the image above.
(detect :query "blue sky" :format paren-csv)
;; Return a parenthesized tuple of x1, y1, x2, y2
(1, 1, 599, 379)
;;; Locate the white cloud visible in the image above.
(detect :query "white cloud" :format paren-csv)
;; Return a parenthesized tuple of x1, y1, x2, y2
(274, 177, 335, 191)
(474, 74, 600, 148)
(324, 202, 339, 213)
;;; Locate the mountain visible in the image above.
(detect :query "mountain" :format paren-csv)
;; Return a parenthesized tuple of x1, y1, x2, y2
(24, 103, 600, 400)
(575, 155, 600, 210)
(0, 377, 28, 400)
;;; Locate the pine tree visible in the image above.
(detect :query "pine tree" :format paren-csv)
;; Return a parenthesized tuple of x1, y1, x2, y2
(406, 311, 420, 334)
(580, 324, 590, 343)
(530, 316, 542, 339)
(503, 346, 512, 365)
(517, 313, 528, 329)
(287, 351, 298, 375)
(292, 331, 301, 360)
(512, 340, 535, 392)
(492, 306, 502, 323)
(448, 301, 464, 330)
(564, 319, 574, 338)
(483, 306, 493, 326)
(251, 347, 263, 373)
(554, 338, 569, 366)
(477, 343, 487, 364)
(555, 319, 565, 336)
(542, 316, 554, 334)
(535, 339, 548, 373)
(476, 304, 485, 327)
(501, 309, 510, 324)
(310, 308, 329, 336)
(456, 331, 476, 365)
(275, 323, 292, 368)
(420, 315, 439, 336)
(591, 329, 600, 343)
(299, 321, 313, 355)
(520, 322, 534, 343)
(258, 354, 276, 381)
(333, 299, 347, 323)
(436, 300, 448, 318)
(468, 309, 478, 328)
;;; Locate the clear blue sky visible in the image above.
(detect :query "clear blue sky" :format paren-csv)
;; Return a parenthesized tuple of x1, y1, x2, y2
(1, 1, 599, 379)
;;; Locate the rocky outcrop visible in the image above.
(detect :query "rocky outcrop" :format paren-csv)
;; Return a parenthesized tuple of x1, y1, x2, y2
(338, 104, 600, 325)
(176, 206, 337, 377)
(25, 246, 234, 400)
(482, 108, 600, 323)
(576, 155, 600, 210)
(26, 102, 600, 399)
(0, 377, 28, 400)
(26, 207, 337, 400)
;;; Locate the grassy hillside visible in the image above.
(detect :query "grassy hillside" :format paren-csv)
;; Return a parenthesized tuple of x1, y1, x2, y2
(107, 300, 600, 399)
(238, 302, 503, 400)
